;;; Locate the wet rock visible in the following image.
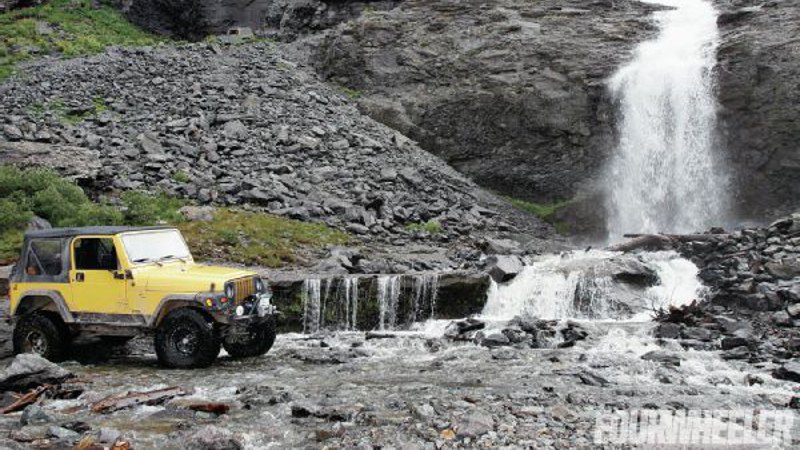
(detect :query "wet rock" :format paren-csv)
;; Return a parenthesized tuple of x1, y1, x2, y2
(772, 359, 800, 383)
(477, 332, 511, 348)
(20, 405, 53, 426)
(456, 410, 494, 438)
(47, 426, 80, 443)
(444, 318, 486, 341)
(654, 322, 681, 339)
(485, 255, 524, 283)
(182, 425, 243, 450)
(722, 346, 750, 360)
(490, 347, 520, 360)
(0, 354, 73, 391)
(765, 260, 800, 280)
(290, 401, 358, 422)
(721, 336, 749, 350)
(680, 327, 713, 341)
(641, 350, 681, 366)
(578, 370, 609, 387)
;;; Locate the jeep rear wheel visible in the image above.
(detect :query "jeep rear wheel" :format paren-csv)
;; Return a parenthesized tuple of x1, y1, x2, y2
(13, 312, 71, 362)
(223, 316, 277, 358)
(155, 309, 220, 369)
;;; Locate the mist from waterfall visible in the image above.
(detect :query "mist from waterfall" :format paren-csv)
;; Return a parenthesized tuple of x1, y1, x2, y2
(606, 0, 729, 241)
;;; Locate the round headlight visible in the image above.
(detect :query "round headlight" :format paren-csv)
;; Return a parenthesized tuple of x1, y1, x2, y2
(225, 283, 235, 299)
(235, 305, 245, 316)
(255, 278, 264, 293)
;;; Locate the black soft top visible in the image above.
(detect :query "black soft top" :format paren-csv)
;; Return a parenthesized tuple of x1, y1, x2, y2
(25, 225, 174, 239)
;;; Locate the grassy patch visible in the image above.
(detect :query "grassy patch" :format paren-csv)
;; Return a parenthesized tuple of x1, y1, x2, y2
(405, 220, 442, 234)
(339, 86, 362, 100)
(172, 171, 191, 183)
(179, 209, 351, 268)
(503, 196, 573, 234)
(0, 0, 162, 79)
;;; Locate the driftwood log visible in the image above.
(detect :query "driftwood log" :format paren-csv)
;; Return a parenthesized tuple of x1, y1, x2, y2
(1, 385, 53, 414)
(91, 386, 189, 413)
(608, 233, 730, 253)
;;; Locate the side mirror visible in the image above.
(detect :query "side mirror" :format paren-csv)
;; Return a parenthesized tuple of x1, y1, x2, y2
(113, 270, 134, 280)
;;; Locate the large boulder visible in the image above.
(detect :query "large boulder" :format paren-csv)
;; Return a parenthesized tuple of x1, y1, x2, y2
(0, 354, 73, 392)
(485, 255, 524, 283)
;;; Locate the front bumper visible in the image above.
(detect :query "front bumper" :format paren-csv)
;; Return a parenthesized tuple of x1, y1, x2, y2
(211, 293, 277, 325)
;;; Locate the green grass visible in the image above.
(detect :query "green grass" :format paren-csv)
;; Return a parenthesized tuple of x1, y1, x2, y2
(172, 171, 191, 184)
(405, 220, 442, 234)
(0, 0, 162, 79)
(339, 86, 362, 100)
(179, 209, 351, 268)
(503, 196, 572, 234)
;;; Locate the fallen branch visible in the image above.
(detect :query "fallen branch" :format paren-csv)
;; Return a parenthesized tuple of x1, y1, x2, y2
(1, 384, 53, 414)
(609, 232, 730, 253)
(91, 386, 190, 414)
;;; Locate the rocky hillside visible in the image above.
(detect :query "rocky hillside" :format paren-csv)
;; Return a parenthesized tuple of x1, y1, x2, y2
(0, 41, 550, 252)
(715, 0, 800, 222)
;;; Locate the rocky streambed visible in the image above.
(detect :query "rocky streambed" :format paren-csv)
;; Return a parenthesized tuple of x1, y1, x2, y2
(0, 318, 798, 449)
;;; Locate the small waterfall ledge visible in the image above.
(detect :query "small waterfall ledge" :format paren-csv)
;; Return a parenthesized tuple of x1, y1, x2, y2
(269, 271, 489, 332)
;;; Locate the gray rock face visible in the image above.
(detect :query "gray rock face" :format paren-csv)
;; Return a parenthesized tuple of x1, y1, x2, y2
(715, 0, 800, 222)
(116, 0, 399, 40)
(297, 0, 658, 209)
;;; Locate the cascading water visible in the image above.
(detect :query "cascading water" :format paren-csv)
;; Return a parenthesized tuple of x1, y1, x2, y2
(606, 0, 728, 240)
(302, 279, 322, 333)
(343, 277, 359, 330)
(377, 276, 401, 330)
(411, 274, 440, 322)
(483, 250, 704, 321)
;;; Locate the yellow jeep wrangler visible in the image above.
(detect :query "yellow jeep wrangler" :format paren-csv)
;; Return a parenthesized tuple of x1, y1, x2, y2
(7, 226, 277, 368)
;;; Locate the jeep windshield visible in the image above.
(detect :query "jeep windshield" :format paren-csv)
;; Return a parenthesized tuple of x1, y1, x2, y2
(121, 229, 192, 264)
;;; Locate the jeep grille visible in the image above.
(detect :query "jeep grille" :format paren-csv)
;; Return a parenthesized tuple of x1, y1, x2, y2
(233, 277, 256, 304)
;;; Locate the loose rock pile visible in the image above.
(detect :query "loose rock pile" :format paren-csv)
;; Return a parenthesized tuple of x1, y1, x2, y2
(0, 42, 545, 247)
(647, 213, 800, 383)
(679, 213, 800, 313)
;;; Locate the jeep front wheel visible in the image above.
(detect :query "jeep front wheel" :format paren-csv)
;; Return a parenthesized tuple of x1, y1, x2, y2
(223, 316, 277, 358)
(13, 312, 71, 362)
(155, 309, 220, 369)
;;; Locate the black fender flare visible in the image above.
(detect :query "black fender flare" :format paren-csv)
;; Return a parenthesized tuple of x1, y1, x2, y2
(149, 295, 213, 327)
(14, 290, 75, 323)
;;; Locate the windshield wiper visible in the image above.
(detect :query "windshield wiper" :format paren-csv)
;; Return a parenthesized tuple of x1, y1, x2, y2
(132, 257, 152, 263)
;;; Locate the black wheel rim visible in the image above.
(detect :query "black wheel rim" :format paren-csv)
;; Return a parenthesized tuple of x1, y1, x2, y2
(170, 326, 199, 356)
(25, 330, 48, 355)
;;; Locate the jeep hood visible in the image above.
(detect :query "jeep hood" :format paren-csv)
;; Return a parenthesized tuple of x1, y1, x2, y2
(134, 262, 256, 293)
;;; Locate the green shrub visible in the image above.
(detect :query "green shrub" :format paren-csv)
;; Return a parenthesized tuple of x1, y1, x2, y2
(405, 220, 443, 234)
(172, 171, 191, 183)
(121, 191, 185, 225)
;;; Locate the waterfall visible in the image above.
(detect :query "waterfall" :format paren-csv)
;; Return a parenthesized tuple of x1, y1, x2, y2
(411, 273, 440, 322)
(606, 0, 728, 240)
(343, 277, 359, 330)
(482, 251, 704, 321)
(377, 276, 401, 330)
(302, 279, 322, 333)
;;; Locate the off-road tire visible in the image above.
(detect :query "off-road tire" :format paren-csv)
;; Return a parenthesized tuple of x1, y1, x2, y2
(223, 316, 277, 358)
(13, 312, 71, 362)
(155, 309, 220, 369)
